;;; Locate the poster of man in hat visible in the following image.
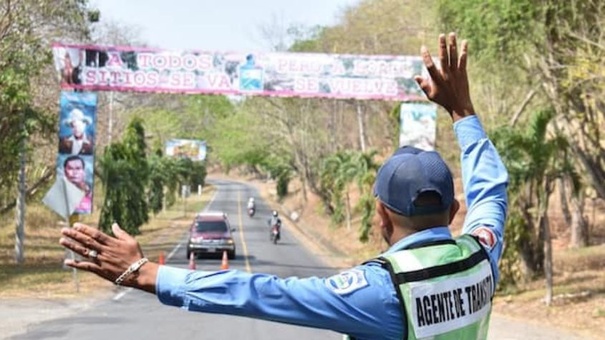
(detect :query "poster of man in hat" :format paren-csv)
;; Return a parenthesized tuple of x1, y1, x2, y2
(56, 91, 97, 214)
(58, 92, 97, 155)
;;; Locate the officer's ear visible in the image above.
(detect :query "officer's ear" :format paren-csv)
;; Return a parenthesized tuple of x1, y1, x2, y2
(375, 200, 394, 240)
(448, 199, 460, 224)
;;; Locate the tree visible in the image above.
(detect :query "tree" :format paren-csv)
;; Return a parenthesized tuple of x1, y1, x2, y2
(98, 118, 149, 235)
(351, 150, 379, 242)
(492, 109, 572, 302)
(0, 0, 94, 210)
(320, 151, 354, 227)
(147, 148, 166, 215)
(437, 0, 604, 249)
(319, 149, 378, 238)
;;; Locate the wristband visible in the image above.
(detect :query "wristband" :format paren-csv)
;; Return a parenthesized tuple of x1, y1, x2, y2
(114, 258, 149, 286)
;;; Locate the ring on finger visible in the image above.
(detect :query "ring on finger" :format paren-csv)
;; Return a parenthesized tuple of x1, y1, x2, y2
(88, 249, 99, 259)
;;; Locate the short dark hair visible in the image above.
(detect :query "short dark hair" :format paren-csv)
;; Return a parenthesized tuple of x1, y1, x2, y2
(63, 155, 85, 169)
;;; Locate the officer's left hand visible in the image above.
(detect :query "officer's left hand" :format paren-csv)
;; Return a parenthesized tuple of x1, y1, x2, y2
(60, 222, 157, 292)
(414, 32, 475, 122)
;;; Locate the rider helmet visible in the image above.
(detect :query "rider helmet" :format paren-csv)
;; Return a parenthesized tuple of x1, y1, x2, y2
(272, 210, 278, 217)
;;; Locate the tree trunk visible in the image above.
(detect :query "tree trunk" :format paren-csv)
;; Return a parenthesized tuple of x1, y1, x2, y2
(328, 102, 337, 154)
(569, 191, 589, 248)
(518, 234, 540, 281)
(557, 177, 572, 225)
(542, 210, 553, 306)
(356, 102, 367, 152)
(518, 200, 544, 280)
(540, 179, 554, 306)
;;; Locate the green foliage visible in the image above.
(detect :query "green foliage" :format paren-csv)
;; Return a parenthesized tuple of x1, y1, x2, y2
(388, 104, 401, 148)
(189, 161, 207, 189)
(147, 149, 166, 215)
(146, 142, 208, 215)
(491, 109, 572, 281)
(353, 151, 380, 241)
(181, 95, 236, 140)
(437, 0, 536, 62)
(288, 25, 325, 52)
(0, 0, 93, 209)
(175, 158, 207, 189)
(436, 0, 605, 201)
(87, 9, 101, 23)
(210, 109, 272, 170)
(320, 152, 353, 225)
(320, 149, 379, 238)
(98, 118, 150, 235)
(276, 174, 290, 201)
(497, 210, 528, 288)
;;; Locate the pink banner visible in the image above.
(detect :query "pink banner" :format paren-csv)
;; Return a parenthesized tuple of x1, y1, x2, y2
(52, 43, 428, 101)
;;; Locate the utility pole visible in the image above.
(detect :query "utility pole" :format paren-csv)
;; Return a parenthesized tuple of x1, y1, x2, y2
(356, 101, 367, 152)
(108, 89, 114, 145)
(15, 118, 26, 264)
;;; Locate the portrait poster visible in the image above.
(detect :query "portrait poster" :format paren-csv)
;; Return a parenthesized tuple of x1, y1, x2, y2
(399, 103, 437, 151)
(56, 91, 97, 214)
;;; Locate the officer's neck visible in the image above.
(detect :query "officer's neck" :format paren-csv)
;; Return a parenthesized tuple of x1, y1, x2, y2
(388, 214, 450, 245)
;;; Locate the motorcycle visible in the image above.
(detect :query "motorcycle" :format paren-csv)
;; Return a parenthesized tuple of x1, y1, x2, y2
(270, 224, 280, 244)
(248, 207, 255, 217)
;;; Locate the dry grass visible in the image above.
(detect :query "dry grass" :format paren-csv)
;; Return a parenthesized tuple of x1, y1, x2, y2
(0, 186, 216, 298)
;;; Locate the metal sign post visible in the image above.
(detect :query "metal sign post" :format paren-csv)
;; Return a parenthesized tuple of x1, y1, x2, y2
(43, 176, 85, 293)
(67, 214, 80, 293)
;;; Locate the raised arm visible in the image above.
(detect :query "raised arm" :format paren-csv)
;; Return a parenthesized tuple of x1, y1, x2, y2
(414, 33, 509, 281)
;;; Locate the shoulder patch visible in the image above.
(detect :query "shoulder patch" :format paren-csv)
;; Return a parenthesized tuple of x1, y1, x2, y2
(325, 269, 368, 295)
(472, 226, 497, 250)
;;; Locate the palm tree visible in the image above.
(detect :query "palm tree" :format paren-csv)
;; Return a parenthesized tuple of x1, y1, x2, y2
(320, 151, 353, 227)
(320, 150, 379, 236)
(351, 150, 379, 242)
(492, 109, 571, 304)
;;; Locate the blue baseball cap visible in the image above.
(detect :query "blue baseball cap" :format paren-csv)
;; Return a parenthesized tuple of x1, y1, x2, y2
(374, 146, 454, 216)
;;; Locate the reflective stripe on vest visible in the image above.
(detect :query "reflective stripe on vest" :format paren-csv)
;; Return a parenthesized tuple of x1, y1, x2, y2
(343, 235, 494, 340)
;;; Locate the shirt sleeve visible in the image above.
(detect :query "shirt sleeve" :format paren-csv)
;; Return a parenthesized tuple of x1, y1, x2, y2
(156, 264, 403, 339)
(454, 115, 509, 282)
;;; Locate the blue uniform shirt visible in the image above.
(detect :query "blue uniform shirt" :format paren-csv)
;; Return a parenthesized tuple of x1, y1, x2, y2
(156, 115, 508, 340)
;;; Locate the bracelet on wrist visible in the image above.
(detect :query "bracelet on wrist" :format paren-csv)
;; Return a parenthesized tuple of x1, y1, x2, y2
(114, 258, 149, 286)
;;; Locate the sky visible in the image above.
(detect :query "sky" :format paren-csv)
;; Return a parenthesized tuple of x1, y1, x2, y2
(91, 0, 360, 52)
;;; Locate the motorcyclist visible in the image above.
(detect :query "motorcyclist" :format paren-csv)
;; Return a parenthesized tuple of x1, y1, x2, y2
(267, 210, 282, 239)
(247, 197, 255, 210)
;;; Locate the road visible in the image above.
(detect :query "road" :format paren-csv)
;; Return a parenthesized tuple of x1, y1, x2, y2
(7, 179, 342, 340)
(4, 179, 592, 340)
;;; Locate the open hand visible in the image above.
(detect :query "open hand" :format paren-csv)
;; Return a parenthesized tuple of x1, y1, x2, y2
(60, 223, 153, 289)
(414, 32, 475, 121)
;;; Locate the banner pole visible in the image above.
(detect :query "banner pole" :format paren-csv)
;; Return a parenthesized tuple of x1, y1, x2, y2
(14, 120, 26, 265)
(108, 88, 114, 145)
(61, 177, 79, 293)
(67, 214, 80, 293)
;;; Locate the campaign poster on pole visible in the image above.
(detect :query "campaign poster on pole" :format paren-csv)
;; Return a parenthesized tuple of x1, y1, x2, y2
(56, 91, 97, 215)
(399, 103, 437, 151)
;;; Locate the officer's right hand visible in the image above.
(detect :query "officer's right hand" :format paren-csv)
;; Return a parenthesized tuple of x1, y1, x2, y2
(414, 32, 475, 122)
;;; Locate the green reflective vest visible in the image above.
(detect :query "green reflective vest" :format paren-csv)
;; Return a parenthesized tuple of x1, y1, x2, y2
(345, 235, 495, 340)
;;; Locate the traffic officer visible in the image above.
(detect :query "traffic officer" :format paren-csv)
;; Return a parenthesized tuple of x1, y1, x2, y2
(60, 32, 508, 340)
